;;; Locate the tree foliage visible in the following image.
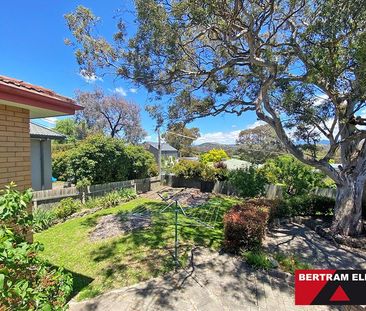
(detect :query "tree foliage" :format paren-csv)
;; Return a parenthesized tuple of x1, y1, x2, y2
(52, 135, 157, 185)
(227, 167, 267, 198)
(0, 184, 73, 310)
(259, 155, 329, 196)
(54, 118, 88, 143)
(75, 89, 146, 143)
(162, 122, 200, 156)
(236, 124, 285, 164)
(200, 149, 228, 164)
(65, 1, 366, 235)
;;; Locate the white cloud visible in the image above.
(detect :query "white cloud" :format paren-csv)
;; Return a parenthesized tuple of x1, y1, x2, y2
(115, 87, 127, 96)
(42, 117, 57, 125)
(194, 120, 268, 145)
(195, 130, 241, 145)
(78, 70, 103, 83)
(246, 120, 266, 129)
(129, 88, 138, 94)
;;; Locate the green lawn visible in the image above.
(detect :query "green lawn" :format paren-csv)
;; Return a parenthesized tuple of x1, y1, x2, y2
(35, 196, 237, 300)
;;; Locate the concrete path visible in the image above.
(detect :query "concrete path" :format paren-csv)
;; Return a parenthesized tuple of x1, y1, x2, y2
(69, 247, 333, 311)
(265, 222, 366, 269)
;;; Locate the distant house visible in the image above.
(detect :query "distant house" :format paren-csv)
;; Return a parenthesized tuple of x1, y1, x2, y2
(30, 123, 64, 191)
(146, 142, 179, 162)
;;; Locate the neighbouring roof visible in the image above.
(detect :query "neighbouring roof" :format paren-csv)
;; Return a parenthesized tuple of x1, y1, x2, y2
(0, 75, 83, 118)
(223, 159, 252, 170)
(30, 123, 65, 140)
(148, 142, 178, 152)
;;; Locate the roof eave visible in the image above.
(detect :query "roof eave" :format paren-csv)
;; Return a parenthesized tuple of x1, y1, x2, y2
(0, 83, 83, 115)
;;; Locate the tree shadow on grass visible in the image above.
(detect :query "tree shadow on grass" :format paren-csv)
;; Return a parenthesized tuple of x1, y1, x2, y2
(64, 268, 94, 299)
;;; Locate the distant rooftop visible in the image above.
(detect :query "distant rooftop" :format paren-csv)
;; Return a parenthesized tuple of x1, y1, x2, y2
(30, 123, 65, 140)
(147, 142, 177, 152)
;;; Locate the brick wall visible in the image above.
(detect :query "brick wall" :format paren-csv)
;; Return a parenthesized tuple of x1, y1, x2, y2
(0, 103, 31, 191)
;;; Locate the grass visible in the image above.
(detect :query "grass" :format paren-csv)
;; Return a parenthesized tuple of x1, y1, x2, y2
(242, 250, 274, 270)
(35, 196, 237, 300)
(242, 249, 312, 273)
(274, 252, 312, 274)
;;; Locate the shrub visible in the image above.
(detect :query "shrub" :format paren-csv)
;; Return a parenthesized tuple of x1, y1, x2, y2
(0, 184, 73, 310)
(84, 189, 137, 210)
(200, 149, 228, 164)
(282, 194, 335, 216)
(172, 159, 204, 179)
(125, 145, 158, 179)
(172, 159, 228, 182)
(118, 188, 137, 200)
(228, 167, 267, 198)
(267, 195, 335, 220)
(32, 209, 56, 232)
(53, 134, 157, 185)
(224, 201, 269, 253)
(84, 197, 103, 210)
(259, 155, 328, 196)
(54, 198, 82, 219)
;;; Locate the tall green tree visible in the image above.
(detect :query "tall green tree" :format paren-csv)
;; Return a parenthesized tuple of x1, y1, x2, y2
(236, 124, 285, 164)
(54, 118, 88, 143)
(65, 1, 366, 236)
(162, 123, 200, 156)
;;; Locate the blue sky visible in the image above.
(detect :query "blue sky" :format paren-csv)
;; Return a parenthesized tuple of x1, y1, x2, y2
(0, 0, 261, 144)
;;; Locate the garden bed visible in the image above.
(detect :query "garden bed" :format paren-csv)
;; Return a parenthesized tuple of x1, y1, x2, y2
(89, 213, 152, 241)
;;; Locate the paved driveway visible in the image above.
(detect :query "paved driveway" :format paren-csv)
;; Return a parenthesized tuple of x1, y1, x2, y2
(265, 222, 366, 269)
(69, 246, 334, 311)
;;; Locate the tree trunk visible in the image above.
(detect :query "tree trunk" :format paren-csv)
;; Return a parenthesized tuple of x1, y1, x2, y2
(331, 178, 365, 236)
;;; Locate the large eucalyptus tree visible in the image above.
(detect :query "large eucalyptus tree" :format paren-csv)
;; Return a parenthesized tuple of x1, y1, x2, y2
(65, 0, 366, 236)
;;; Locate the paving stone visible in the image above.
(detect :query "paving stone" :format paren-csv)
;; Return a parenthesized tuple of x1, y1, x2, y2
(70, 234, 363, 311)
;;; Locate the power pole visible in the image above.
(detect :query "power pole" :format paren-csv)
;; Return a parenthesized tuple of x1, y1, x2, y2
(157, 127, 162, 178)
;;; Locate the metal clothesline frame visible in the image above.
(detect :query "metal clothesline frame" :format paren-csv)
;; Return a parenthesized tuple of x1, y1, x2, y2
(157, 188, 215, 270)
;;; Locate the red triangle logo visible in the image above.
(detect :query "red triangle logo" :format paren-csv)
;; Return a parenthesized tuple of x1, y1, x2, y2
(330, 285, 350, 302)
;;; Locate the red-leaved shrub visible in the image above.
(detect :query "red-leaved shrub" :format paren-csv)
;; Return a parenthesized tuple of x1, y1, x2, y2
(224, 200, 269, 253)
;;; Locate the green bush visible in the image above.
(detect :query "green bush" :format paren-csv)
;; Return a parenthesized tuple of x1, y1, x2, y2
(268, 195, 335, 220)
(0, 184, 73, 310)
(54, 198, 82, 219)
(200, 149, 228, 164)
(172, 159, 204, 179)
(228, 167, 267, 198)
(172, 159, 228, 182)
(259, 155, 328, 196)
(32, 209, 56, 232)
(88, 189, 137, 210)
(282, 194, 335, 217)
(53, 134, 157, 185)
(224, 200, 269, 253)
(118, 188, 137, 200)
